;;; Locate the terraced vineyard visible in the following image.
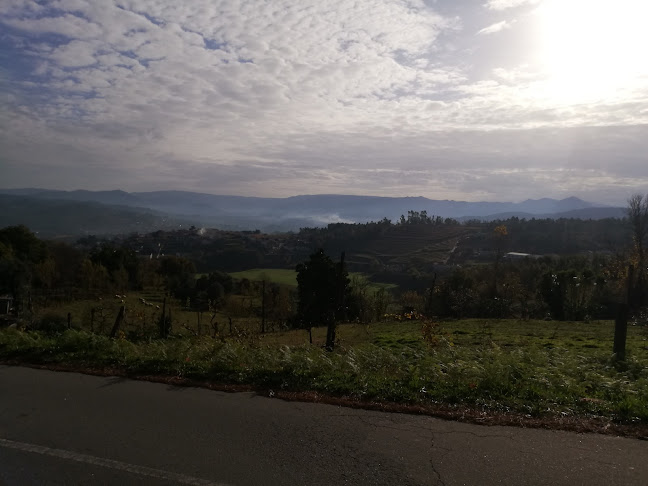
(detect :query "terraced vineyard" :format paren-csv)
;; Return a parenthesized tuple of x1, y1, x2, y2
(345, 224, 478, 270)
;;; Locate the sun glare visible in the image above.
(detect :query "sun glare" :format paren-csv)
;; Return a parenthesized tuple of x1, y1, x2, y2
(535, 0, 648, 103)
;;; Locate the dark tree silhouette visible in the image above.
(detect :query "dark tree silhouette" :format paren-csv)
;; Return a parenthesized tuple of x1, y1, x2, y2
(157, 255, 196, 299)
(296, 249, 349, 349)
(627, 194, 648, 306)
(0, 225, 48, 302)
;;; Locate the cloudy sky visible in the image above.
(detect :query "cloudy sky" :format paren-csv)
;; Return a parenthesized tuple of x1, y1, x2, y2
(1, 0, 647, 204)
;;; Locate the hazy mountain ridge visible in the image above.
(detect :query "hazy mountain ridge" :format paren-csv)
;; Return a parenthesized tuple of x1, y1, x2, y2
(0, 194, 194, 237)
(0, 188, 621, 235)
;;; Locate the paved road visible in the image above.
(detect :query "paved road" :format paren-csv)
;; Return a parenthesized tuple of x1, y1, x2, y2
(0, 366, 646, 486)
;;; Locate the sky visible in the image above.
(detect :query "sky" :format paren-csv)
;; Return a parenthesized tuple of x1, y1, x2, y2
(1, 0, 647, 205)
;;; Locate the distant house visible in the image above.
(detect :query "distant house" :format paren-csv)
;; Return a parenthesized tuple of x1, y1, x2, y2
(0, 295, 13, 314)
(504, 252, 542, 261)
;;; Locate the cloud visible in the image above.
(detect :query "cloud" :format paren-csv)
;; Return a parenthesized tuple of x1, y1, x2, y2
(49, 39, 98, 67)
(0, 0, 647, 206)
(491, 65, 537, 83)
(484, 0, 541, 10)
(476, 20, 512, 35)
(0, 0, 457, 139)
(2, 108, 648, 206)
(4, 14, 103, 39)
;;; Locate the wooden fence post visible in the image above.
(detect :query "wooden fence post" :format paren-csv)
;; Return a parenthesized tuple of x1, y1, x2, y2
(159, 297, 167, 338)
(261, 280, 266, 334)
(110, 306, 125, 338)
(613, 265, 634, 360)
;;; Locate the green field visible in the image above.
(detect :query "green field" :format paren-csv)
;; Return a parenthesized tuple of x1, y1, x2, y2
(229, 268, 397, 292)
(229, 268, 299, 286)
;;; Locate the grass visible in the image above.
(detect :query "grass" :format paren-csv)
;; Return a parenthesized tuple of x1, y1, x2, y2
(21, 289, 201, 340)
(1, 316, 647, 425)
(229, 268, 299, 287)
(229, 268, 397, 291)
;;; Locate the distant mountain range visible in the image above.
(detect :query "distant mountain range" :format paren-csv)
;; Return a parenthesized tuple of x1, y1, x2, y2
(0, 194, 192, 238)
(0, 188, 625, 236)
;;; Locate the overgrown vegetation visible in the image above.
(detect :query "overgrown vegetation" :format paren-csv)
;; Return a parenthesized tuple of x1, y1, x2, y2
(1, 319, 647, 422)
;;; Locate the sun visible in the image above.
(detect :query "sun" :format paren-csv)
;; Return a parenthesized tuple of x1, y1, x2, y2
(535, 0, 648, 103)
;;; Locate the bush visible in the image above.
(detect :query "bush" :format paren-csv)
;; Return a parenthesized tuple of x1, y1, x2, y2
(32, 312, 67, 335)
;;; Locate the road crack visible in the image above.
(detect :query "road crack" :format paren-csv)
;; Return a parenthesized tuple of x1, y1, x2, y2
(429, 431, 447, 486)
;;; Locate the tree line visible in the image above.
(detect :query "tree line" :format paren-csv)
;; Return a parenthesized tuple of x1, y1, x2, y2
(1, 195, 646, 346)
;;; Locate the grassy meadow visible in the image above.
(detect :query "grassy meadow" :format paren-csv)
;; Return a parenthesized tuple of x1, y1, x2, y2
(2, 293, 647, 424)
(228, 268, 398, 291)
(229, 268, 299, 287)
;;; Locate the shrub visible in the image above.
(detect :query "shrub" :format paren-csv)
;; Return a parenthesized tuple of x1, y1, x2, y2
(32, 312, 67, 335)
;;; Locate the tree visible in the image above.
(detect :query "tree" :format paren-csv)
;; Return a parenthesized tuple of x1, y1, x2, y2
(295, 249, 349, 349)
(540, 269, 597, 321)
(0, 225, 47, 264)
(78, 258, 110, 291)
(0, 225, 48, 303)
(196, 271, 233, 297)
(614, 194, 648, 359)
(400, 290, 424, 315)
(112, 266, 129, 293)
(370, 287, 391, 321)
(90, 244, 140, 290)
(46, 241, 84, 289)
(627, 194, 648, 306)
(33, 257, 56, 290)
(157, 256, 196, 299)
(443, 268, 476, 318)
(347, 275, 370, 323)
(266, 284, 294, 328)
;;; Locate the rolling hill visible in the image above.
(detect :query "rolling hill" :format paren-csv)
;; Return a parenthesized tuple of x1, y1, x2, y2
(0, 188, 618, 234)
(0, 194, 193, 238)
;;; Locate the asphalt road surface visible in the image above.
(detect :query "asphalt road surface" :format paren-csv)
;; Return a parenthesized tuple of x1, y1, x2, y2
(1, 365, 646, 485)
